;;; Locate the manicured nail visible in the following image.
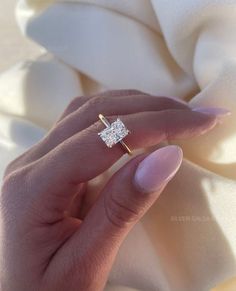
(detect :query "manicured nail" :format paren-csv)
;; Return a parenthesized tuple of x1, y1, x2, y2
(192, 107, 231, 118)
(134, 145, 183, 194)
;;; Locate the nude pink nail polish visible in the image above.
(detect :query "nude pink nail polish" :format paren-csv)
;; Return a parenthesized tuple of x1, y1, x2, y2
(192, 107, 231, 118)
(134, 145, 183, 194)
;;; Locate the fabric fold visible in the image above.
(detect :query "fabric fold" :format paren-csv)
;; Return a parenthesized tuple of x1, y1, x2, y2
(0, 0, 235, 289)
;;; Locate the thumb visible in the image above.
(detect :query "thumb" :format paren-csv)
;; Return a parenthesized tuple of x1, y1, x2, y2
(60, 145, 183, 289)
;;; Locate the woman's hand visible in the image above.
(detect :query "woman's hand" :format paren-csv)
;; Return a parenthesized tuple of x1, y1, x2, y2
(0, 90, 228, 291)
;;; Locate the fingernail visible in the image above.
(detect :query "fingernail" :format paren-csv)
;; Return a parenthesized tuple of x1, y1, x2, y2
(134, 145, 183, 194)
(192, 107, 231, 118)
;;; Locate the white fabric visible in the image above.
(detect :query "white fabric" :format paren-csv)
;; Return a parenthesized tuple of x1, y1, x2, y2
(0, 0, 236, 290)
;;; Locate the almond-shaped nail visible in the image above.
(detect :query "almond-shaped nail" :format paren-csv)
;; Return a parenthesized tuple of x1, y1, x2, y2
(192, 107, 231, 119)
(134, 145, 183, 194)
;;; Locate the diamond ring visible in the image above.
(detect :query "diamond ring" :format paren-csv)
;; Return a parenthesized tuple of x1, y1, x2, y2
(98, 114, 132, 155)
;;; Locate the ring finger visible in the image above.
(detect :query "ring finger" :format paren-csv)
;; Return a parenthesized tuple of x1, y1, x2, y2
(6, 92, 189, 174)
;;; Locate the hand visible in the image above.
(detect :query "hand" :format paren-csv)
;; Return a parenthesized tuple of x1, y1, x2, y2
(0, 90, 224, 291)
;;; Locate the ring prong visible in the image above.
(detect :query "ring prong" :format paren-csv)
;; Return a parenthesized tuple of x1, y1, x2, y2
(98, 114, 132, 155)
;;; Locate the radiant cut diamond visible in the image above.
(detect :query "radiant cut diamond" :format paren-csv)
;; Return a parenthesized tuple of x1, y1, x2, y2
(98, 118, 130, 148)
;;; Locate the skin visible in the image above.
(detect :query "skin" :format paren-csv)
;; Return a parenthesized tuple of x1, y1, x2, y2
(0, 90, 219, 291)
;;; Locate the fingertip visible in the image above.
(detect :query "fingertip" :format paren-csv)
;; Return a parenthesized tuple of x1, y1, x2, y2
(192, 107, 231, 117)
(133, 145, 183, 194)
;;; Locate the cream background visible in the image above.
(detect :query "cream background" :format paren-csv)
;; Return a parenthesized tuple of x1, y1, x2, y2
(1, 1, 236, 290)
(0, 0, 40, 73)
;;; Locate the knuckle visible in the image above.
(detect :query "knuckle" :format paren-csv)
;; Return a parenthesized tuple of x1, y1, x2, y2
(103, 192, 139, 229)
(81, 96, 107, 120)
(67, 96, 87, 111)
(1, 166, 35, 224)
(2, 171, 21, 194)
(1, 166, 32, 204)
(3, 152, 28, 178)
(120, 89, 148, 96)
(68, 96, 82, 107)
(67, 96, 80, 111)
(1, 171, 23, 214)
(87, 95, 106, 111)
(101, 89, 147, 96)
(3, 160, 15, 178)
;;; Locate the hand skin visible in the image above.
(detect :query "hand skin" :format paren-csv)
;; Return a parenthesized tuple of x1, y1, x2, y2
(0, 90, 225, 291)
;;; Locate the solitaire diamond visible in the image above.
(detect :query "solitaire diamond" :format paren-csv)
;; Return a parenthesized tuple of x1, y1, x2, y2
(98, 118, 130, 148)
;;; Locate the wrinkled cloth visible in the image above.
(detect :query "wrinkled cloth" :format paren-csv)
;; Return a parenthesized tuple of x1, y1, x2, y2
(0, 0, 236, 290)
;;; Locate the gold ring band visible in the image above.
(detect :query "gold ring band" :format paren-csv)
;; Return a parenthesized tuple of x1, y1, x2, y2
(98, 114, 132, 155)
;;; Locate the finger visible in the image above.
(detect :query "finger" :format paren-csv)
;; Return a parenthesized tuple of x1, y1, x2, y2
(57, 95, 89, 122)
(5, 90, 151, 175)
(43, 109, 217, 183)
(29, 109, 218, 221)
(57, 89, 150, 122)
(44, 93, 189, 153)
(7, 93, 189, 175)
(50, 146, 183, 289)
